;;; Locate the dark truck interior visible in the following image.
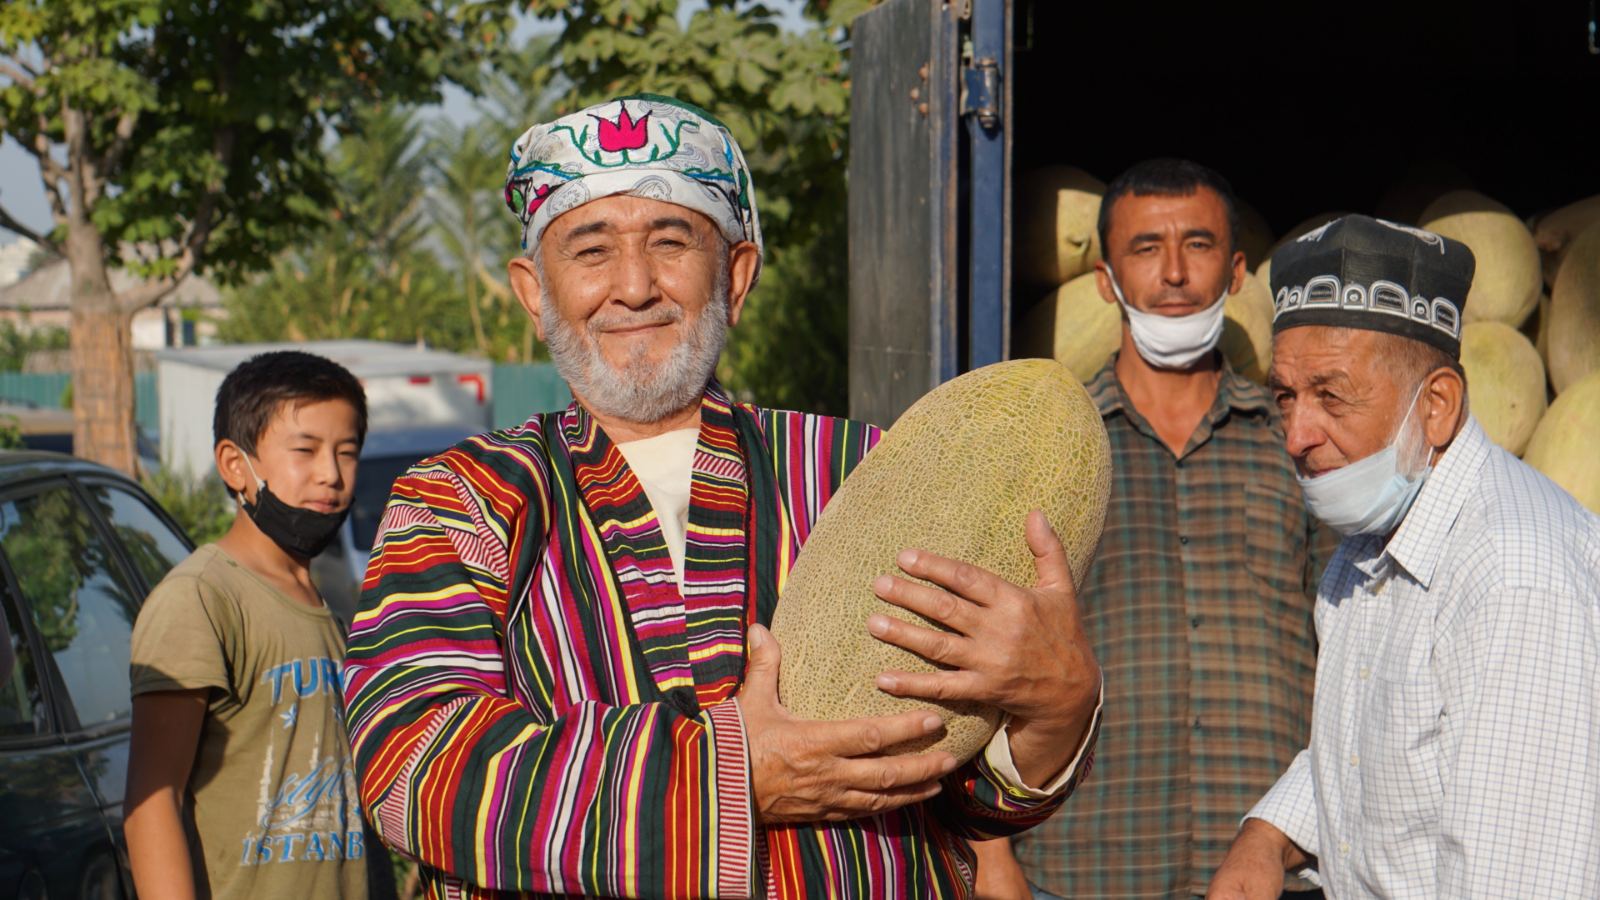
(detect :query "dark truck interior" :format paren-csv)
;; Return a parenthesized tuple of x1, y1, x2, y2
(1010, 0, 1600, 306)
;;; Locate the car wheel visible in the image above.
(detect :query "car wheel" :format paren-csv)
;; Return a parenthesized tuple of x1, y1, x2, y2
(77, 853, 121, 900)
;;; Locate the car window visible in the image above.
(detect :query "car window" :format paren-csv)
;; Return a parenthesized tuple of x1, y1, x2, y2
(0, 590, 48, 738)
(82, 482, 192, 589)
(18, 433, 72, 455)
(0, 486, 143, 728)
(350, 454, 423, 552)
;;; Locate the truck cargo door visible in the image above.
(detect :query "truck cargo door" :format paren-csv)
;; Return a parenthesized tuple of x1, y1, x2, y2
(847, 0, 960, 427)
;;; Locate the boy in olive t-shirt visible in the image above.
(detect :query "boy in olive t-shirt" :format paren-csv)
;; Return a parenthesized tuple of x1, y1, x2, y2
(126, 351, 370, 899)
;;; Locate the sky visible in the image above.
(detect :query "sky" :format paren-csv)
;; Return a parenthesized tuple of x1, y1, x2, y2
(0, 2, 814, 247)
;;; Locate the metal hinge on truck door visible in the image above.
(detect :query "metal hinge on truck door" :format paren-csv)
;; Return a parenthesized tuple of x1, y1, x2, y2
(960, 56, 1001, 131)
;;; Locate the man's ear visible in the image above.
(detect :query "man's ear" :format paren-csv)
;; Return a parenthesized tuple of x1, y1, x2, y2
(1420, 366, 1467, 451)
(724, 240, 761, 327)
(1228, 248, 1247, 295)
(508, 252, 547, 341)
(1093, 261, 1117, 306)
(214, 439, 254, 501)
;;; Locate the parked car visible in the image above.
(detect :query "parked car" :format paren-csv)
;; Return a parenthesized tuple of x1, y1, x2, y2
(310, 422, 481, 626)
(0, 404, 163, 477)
(0, 450, 195, 900)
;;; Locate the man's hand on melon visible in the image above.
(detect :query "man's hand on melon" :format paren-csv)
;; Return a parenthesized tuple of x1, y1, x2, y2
(740, 622, 962, 824)
(867, 509, 1101, 788)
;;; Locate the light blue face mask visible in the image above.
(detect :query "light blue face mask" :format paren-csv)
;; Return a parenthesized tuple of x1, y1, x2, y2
(1103, 266, 1228, 370)
(1297, 382, 1432, 537)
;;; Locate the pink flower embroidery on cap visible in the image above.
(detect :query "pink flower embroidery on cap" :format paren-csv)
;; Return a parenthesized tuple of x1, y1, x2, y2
(526, 183, 553, 214)
(594, 102, 650, 153)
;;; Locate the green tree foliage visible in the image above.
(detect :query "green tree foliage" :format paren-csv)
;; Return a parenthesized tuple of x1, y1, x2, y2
(140, 467, 234, 547)
(720, 218, 847, 414)
(219, 104, 473, 349)
(220, 44, 562, 363)
(524, 0, 853, 415)
(428, 117, 522, 359)
(0, 320, 68, 371)
(424, 43, 562, 363)
(0, 0, 517, 474)
(220, 2, 865, 413)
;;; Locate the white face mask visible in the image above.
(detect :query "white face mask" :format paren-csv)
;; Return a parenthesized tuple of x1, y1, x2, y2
(1297, 381, 1433, 537)
(1104, 266, 1227, 370)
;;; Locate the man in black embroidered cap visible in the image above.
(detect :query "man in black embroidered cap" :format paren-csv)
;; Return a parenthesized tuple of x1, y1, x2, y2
(1208, 215, 1600, 899)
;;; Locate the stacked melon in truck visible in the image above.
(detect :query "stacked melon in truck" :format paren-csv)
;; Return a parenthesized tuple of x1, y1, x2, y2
(1523, 197, 1600, 514)
(1011, 172, 1599, 514)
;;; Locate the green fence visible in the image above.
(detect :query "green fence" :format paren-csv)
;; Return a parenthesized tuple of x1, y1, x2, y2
(0, 372, 71, 410)
(0, 366, 565, 437)
(135, 372, 158, 435)
(0, 371, 160, 436)
(491, 363, 570, 429)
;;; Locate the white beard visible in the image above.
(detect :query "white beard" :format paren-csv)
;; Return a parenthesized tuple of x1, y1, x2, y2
(541, 262, 730, 424)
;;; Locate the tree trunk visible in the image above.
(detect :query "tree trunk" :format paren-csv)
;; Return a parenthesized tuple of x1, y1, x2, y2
(66, 225, 139, 476)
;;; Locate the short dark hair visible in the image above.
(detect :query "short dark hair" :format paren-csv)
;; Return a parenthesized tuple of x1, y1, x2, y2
(1373, 329, 1469, 395)
(212, 351, 368, 455)
(1097, 158, 1240, 259)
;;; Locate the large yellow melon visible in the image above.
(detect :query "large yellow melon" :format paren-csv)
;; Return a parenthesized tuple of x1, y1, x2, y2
(1421, 191, 1541, 328)
(1222, 273, 1274, 383)
(1459, 322, 1547, 456)
(1533, 194, 1600, 289)
(1016, 166, 1105, 286)
(1548, 220, 1600, 393)
(1015, 273, 1121, 381)
(771, 360, 1112, 761)
(1522, 370, 1600, 513)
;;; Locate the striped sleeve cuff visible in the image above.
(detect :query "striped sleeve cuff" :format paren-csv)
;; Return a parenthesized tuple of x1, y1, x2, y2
(982, 677, 1104, 801)
(711, 698, 756, 898)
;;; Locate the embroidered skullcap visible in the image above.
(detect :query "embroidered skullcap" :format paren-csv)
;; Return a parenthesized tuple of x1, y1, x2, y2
(504, 93, 762, 281)
(1269, 214, 1475, 358)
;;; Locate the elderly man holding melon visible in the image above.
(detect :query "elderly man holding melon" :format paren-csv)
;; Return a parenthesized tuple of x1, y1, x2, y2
(340, 94, 1104, 899)
(1207, 215, 1600, 899)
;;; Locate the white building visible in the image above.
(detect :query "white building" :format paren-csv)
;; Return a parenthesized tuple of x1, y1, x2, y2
(0, 255, 224, 350)
(155, 340, 493, 479)
(0, 237, 39, 289)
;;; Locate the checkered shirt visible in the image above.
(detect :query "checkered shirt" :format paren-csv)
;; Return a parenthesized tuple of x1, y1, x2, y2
(1014, 358, 1332, 899)
(1249, 416, 1600, 898)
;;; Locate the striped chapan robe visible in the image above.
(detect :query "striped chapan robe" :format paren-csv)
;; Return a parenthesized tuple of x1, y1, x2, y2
(343, 383, 1090, 899)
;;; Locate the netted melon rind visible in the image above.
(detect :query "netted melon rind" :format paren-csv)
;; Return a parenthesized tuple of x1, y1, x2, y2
(770, 359, 1112, 762)
(1421, 190, 1542, 329)
(1222, 273, 1274, 384)
(1459, 321, 1546, 456)
(1549, 220, 1600, 394)
(1524, 370, 1600, 513)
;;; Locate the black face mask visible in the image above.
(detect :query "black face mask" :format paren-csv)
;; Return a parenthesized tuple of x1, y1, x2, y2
(241, 458, 349, 559)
